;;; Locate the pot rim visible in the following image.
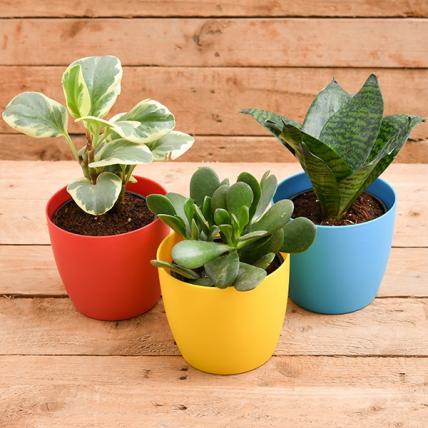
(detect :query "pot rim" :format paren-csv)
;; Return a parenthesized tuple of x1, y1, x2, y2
(46, 175, 166, 239)
(276, 171, 397, 230)
(156, 232, 289, 293)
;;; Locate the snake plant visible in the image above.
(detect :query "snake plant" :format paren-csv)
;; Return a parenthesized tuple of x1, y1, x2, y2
(2, 55, 193, 215)
(147, 167, 316, 291)
(242, 74, 423, 221)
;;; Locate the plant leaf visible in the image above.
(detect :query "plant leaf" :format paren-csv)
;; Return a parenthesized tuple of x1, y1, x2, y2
(172, 240, 231, 269)
(146, 194, 176, 216)
(190, 167, 221, 206)
(253, 171, 277, 220)
(237, 172, 261, 218)
(281, 217, 316, 253)
(166, 193, 189, 230)
(68, 55, 122, 118)
(254, 253, 275, 270)
(67, 172, 122, 215)
(89, 140, 153, 167)
(234, 262, 267, 291)
(111, 99, 175, 144)
(61, 63, 91, 118)
(226, 182, 254, 218)
(211, 183, 229, 211)
(248, 200, 294, 233)
(149, 131, 194, 161)
(158, 214, 187, 237)
(214, 208, 231, 225)
(302, 79, 351, 139)
(2, 92, 67, 138)
(204, 251, 239, 288)
(151, 260, 200, 280)
(239, 228, 284, 265)
(319, 74, 384, 170)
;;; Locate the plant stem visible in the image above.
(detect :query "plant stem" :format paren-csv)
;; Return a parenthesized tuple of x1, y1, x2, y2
(85, 132, 97, 185)
(63, 133, 79, 161)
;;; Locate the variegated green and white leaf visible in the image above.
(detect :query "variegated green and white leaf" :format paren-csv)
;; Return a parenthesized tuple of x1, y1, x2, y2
(89, 140, 153, 167)
(61, 63, 91, 118)
(148, 131, 194, 161)
(67, 172, 122, 215)
(68, 56, 122, 118)
(2, 92, 67, 138)
(110, 99, 175, 144)
(75, 116, 119, 135)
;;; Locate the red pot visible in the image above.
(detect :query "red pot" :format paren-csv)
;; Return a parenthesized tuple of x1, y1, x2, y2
(46, 176, 169, 321)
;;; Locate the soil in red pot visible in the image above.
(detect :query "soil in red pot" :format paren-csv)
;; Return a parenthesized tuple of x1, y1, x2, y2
(52, 192, 155, 236)
(292, 191, 385, 226)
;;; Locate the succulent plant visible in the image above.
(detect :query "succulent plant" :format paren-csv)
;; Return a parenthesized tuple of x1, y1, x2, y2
(2, 55, 194, 215)
(242, 74, 423, 221)
(147, 167, 316, 291)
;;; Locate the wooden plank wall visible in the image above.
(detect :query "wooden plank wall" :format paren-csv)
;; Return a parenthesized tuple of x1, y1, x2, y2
(0, 1, 427, 162)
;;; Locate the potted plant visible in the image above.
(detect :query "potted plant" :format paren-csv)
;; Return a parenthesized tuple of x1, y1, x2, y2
(147, 167, 316, 374)
(242, 74, 423, 314)
(2, 55, 194, 320)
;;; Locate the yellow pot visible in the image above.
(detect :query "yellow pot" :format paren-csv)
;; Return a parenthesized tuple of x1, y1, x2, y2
(156, 233, 290, 375)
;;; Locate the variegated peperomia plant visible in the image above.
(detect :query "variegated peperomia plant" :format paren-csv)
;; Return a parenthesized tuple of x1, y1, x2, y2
(242, 74, 423, 221)
(2, 55, 194, 215)
(147, 167, 316, 291)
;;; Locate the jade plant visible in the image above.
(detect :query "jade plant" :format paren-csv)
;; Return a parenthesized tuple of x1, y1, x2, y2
(2, 55, 193, 215)
(242, 74, 423, 221)
(147, 167, 316, 291)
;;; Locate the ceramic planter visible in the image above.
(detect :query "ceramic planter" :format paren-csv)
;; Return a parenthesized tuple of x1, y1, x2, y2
(274, 172, 396, 315)
(46, 176, 169, 321)
(156, 233, 290, 375)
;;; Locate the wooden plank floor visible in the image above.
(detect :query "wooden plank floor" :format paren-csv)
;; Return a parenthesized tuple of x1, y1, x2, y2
(0, 161, 427, 427)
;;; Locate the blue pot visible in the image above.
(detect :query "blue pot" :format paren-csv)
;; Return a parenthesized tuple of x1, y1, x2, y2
(274, 172, 396, 314)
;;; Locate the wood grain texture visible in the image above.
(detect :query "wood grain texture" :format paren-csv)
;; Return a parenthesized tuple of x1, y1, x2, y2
(0, 162, 427, 246)
(0, 356, 426, 428)
(1, 19, 428, 67)
(1, 67, 427, 138)
(2, 0, 428, 18)
(1, 246, 426, 298)
(0, 297, 426, 356)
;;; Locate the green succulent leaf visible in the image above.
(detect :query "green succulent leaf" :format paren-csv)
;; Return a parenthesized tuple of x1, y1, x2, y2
(302, 79, 351, 139)
(239, 228, 284, 265)
(226, 182, 254, 219)
(204, 251, 239, 288)
(281, 217, 316, 253)
(191, 218, 200, 240)
(66, 55, 122, 118)
(151, 260, 200, 280)
(234, 262, 267, 291)
(254, 253, 276, 270)
(148, 131, 194, 161)
(214, 208, 231, 226)
(2, 92, 67, 138)
(253, 171, 278, 220)
(211, 183, 229, 211)
(67, 172, 122, 216)
(249, 200, 294, 233)
(158, 214, 187, 237)
(111, 99, 175, 144)
(202, 196, 213, 224)
(190, 167, 221, 206)
(237, 172, 261, 218)
(319, 74, 384, 170)
(89, 140, 153, 167)
(219, 224, 234, 245)
(146, 194, 176, 217)
(190, 277, 215, 287)
(166, 193, 189, 228)
(61, 63, 91, 118)
(237, 230, 271, 249)
(184, 198, 196, 226)
(172, 240, 232, 269)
